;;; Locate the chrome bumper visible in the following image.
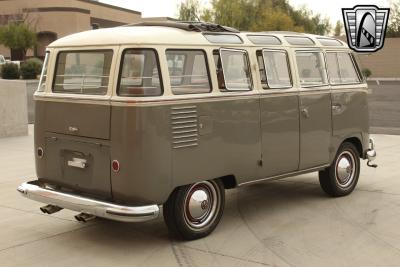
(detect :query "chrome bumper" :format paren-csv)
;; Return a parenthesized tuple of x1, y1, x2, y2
(366, 137, 377, 167)
(17, 181, 160, 222)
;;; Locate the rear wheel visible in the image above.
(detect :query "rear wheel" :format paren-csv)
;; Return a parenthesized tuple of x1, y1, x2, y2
(319, 142, 360, 197)
(163, 180, 225, 240)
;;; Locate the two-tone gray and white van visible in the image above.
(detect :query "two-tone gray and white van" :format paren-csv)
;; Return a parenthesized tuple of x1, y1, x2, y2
(18, 22, 377, 240)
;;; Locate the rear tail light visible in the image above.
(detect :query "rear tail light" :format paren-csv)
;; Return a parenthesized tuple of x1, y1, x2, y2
(112, 160, 120, 173)
(37, 147, 44, 158)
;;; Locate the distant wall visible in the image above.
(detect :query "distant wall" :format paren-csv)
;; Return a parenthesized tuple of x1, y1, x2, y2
(0, 80, 28, 137)
(337, 36, 400, 78)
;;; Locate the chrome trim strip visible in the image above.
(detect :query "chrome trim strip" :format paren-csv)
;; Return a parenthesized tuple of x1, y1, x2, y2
(172, 129, 198, 134)
(172, 143, 198, 149)
(172, 124, 197, 130)
(173, 138, 198, 144)
(171, 110, 197, 115)
(238, 164, 330, 186)
(17, 181, 160, 222)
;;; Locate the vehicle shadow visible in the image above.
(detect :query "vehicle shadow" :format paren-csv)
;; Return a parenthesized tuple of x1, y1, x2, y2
(73, 176, 326, 243)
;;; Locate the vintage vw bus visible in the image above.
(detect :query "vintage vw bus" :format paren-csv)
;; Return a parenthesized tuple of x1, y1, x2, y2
(18, 22, 377, 240)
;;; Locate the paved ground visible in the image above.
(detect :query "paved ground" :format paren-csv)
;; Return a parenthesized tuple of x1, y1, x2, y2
(369, 81, 400, 134)
(0, 127, 400, 267)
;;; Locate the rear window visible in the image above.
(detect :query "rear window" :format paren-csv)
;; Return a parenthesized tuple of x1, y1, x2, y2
(118, 49, 163, 97)
(53, 50, 113, 95)
(166, 50, 211, 95)
(295, 51, 327, 87)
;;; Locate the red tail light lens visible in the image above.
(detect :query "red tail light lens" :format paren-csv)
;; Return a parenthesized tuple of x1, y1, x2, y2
(112, 160, 120, 172)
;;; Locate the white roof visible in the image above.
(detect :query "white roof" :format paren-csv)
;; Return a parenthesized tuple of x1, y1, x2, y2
(49, 25, 348, 48)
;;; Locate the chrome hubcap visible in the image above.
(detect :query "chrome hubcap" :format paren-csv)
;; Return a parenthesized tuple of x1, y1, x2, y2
(184, 181, 218, 230)
(335, 151, 356, 188)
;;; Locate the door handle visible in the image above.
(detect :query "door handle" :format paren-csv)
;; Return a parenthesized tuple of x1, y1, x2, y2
(332, 103, 342, 112)
(301, 108, 310, 118)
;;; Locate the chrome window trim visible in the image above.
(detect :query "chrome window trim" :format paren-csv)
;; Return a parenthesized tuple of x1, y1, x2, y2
(261, 48, 293, 89)
(218, 48, 253, 92)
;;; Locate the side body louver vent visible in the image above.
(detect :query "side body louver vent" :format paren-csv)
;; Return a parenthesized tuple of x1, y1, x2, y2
(171, 106, 199, 149)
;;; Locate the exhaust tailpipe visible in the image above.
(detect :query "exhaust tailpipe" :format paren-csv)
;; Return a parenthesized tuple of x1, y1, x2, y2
(40, 204, 63, 214)
(75, 213, 96, 222)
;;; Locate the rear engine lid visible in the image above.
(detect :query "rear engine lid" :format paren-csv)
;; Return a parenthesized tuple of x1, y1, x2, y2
(43, 101, 110, 140)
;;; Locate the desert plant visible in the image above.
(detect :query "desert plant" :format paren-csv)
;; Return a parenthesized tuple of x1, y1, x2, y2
(0, 22, 37, 61)
(362, 68, 372, 78)
(1, 62, 20, 79)
(20, 57, 43, 79)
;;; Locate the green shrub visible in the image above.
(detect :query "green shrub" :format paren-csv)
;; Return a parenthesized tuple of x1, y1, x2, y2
(20, 58, 43, 79)
(1, 63, 20, 79)
(362, 68, 372, 78)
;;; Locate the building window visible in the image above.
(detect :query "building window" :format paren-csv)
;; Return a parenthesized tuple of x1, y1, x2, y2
(166, 50, 211, 95)
(295, 51, 327, 87)
(53, 50, 113, 95)
(213, 49, 252, 91)
(118, 49, 163, 97)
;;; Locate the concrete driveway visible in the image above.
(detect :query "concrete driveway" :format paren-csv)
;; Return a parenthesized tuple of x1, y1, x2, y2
(1, 127, 399, 267)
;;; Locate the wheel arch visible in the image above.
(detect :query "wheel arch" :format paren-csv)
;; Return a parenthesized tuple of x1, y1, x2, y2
(343, 136, 363, 157)
(218, 174, 237, 189)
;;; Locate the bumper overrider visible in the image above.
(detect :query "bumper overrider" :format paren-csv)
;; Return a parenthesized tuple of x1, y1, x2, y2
(366, 137, 377, 168)
(17, 181, 160, 222)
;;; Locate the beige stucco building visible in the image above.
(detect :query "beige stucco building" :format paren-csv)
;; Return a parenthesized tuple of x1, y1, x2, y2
(0, 0, 143, 59)
(355, 38, 400, 78)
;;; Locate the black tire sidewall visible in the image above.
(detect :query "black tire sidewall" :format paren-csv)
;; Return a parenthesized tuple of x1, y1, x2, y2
(329, 142, 360, 195)
(164, 179, 225, 240)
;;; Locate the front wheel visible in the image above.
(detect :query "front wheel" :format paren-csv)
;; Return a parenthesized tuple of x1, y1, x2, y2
(163, 180, 225, 240)
(319, 142, 360, 197)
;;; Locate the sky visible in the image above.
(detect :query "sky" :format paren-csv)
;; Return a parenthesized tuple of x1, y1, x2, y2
(100, 0, 392, 25)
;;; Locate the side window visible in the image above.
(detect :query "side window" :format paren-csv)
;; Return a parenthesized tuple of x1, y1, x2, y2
(337, 53, 360, 83)
(326, 52, 360, 84)
(295, 51, 327, 87)
(326, 53, 341, 84)
(213, 49, 252, 91)
(259, 50, 291, 89)
(37, 52, 49, 92)
(166, 50, 211, 94)
(256, 51, 268, 89)
(118, 49, 162, 97)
